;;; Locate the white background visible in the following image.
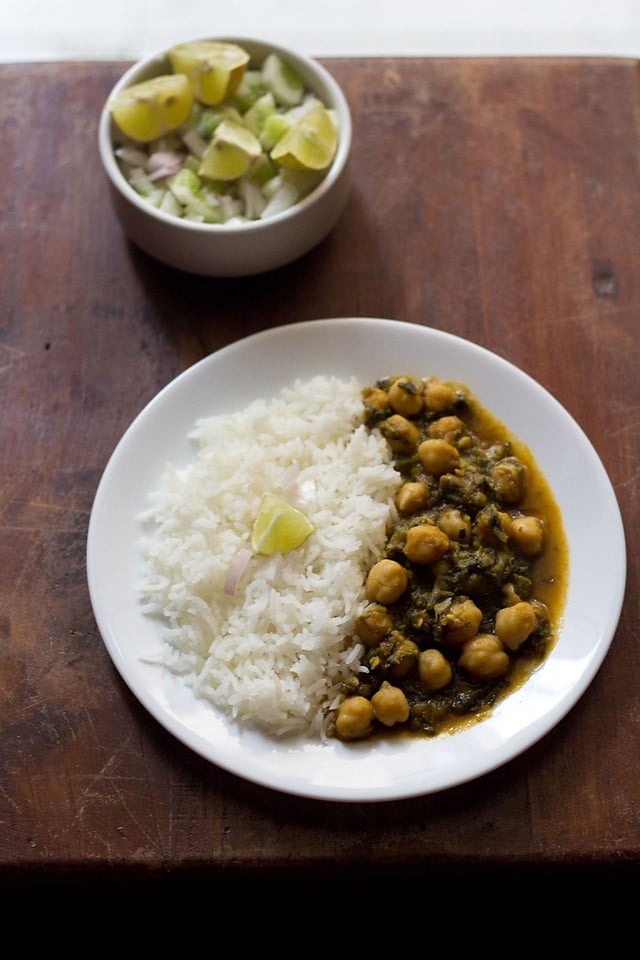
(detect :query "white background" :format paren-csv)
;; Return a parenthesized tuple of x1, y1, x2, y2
(2, 0, 639, 62)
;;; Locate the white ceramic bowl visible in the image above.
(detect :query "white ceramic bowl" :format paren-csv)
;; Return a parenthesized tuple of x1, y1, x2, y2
(98, 37, 352, 277)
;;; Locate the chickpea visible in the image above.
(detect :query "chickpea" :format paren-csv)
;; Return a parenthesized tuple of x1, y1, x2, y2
(424, 378, 457, 412)
(418, 649, 452, 691)
(356, 603, 393, 647)
(388, 377, 424, 417)
(380, 414, 420, 454)
(427, 415, 465, 442)
(495, 601, 537, 651)
(438, 507, 471, 542)
(335, 696, 375, 740)
(441, 597, 483, 645)
(491, 457, 527, 505)
(417, 438, 460, 475)
(365, 559, 409, 605)
(388, 632, 420, 679)
(362, 386, 389, 414)
(458, 634, 510, 679)
(509, 515, 545, 557)
(395, 481, 430, 515)
(404, 524, 450, 565)
(371, 681, 410, 727)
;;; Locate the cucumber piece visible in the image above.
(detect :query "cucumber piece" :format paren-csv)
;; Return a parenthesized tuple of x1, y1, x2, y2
(262, 53, 305, 107)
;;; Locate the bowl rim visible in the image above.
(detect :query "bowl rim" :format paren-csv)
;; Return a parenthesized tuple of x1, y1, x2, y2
(98, 35, 353, 235)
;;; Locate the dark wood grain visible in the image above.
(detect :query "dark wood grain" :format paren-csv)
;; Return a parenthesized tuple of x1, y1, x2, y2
(1, 58, 638, 903)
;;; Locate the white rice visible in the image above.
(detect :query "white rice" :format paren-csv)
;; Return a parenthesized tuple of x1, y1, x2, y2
(139, 374, 401, 738)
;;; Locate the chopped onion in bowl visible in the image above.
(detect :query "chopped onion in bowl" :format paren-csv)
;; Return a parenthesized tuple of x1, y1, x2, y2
(147, 150, 184, 180)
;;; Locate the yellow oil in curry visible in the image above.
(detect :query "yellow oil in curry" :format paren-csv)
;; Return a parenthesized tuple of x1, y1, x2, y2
(427, 407, 568, 739)
(335, 375, 570, 743)
(464, 397, 569, 625)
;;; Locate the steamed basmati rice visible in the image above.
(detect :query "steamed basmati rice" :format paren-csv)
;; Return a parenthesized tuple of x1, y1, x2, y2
(139, 375, 401, 738)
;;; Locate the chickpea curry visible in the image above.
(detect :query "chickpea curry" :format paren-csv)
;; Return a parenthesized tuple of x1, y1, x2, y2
(334, 374, 568, 742)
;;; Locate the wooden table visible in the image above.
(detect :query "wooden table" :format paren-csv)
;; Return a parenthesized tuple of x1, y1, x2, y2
(1, 57, 638, 907)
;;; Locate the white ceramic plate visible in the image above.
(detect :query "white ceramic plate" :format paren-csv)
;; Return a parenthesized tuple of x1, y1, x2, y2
(87, 318, 626, 802)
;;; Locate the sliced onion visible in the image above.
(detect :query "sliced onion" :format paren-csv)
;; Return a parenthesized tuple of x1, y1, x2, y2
(181, 126, 208, 159)
(224, 547, 252, 596)
(147, 150, 184, 181)
(115, 145, 148, 167)
(260, 181, 298, 219)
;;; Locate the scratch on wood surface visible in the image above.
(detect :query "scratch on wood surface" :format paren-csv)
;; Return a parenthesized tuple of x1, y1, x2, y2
(66, 741, 158, 848)
(614, 466, 640, 495)
(0, 343, 24, 375)
(383, 67, 402, 87)
(470, 179, 490, 339)
(0, 780, 22, 816)
(610, 418, 640, 439)
(1, 498, 89, 531)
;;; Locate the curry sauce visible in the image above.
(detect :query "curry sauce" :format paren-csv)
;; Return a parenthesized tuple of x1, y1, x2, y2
(333, 374, 569, 741)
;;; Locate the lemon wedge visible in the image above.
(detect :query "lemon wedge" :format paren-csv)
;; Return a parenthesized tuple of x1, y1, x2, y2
(169, 40, 250, 105)
(109, 74, 194, 143)
(198, 119, 262, 181)
(270, 102, 337, 171)
(250, 493, 314, 556)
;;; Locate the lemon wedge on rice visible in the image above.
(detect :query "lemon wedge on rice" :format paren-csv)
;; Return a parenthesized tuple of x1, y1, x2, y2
(169, 40, 250, 105)
(109, 73, 194, 143)
(270, 101, 337, 171)
(251, 493, 314, 556)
